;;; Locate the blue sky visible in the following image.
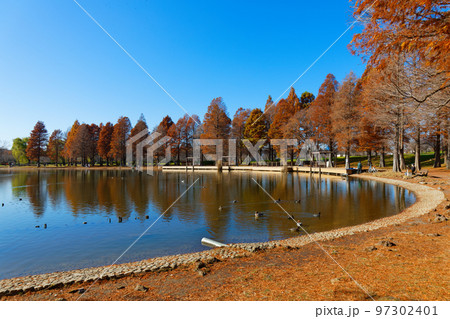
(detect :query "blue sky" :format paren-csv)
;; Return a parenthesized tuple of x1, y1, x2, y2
(0, 0, 366, 146)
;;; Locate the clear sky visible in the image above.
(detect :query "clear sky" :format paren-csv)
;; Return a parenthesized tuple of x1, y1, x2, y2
(0, 0, 366, 147)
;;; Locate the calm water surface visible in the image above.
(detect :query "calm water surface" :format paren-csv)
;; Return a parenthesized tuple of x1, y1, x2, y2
(0, 169, 415, 279)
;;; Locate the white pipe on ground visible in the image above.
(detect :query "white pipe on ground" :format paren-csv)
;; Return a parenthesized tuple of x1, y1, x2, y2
(201, 237, 228, 248)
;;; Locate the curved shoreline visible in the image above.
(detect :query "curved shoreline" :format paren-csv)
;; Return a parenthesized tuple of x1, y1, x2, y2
(0, 174, 445, 296)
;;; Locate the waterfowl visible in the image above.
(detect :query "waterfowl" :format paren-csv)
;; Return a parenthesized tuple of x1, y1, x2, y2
(290, 226, 300, 232)
(232, 200, 238, 203)
(288, 215, 295, 220)
(294, 199, 300, 203)
(254, 211, 263, 219)
(274, 198, 281, 203)
(44, 224, 47, 229)
(1, 203, 4, 207)
(313, 212, 321, 218)
(19, 198, 22, 201)
(118, 217, 123, 223)
(218, 206, 223, 211)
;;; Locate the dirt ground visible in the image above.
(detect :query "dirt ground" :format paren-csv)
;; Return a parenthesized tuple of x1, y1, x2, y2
(2, 168, 449, 301)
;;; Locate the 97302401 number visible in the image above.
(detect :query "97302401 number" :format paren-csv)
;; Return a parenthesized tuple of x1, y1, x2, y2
(375, 305, 438, 316)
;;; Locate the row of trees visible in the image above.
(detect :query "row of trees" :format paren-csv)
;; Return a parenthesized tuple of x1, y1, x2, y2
(8, 1, 449, 171)
(11, 72, 447, 170)
(348, 0, 449, 171)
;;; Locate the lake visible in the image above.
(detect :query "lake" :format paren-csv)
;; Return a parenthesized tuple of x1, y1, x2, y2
(0, 169, 415, 279)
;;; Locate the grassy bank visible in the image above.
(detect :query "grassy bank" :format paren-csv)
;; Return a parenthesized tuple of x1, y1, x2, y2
(335, 152, 445, 168)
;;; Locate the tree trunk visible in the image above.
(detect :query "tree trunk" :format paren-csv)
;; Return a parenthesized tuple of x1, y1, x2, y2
(414, 126, 421, 171)
(380, 147, 386, 168)
(290, 148, 294, 166)
(392, 127, 401, 172)
(328, 140, 335, 167)
(434, 133, 441, 168)
(399, 146, 406, 171)
(399, 128, 406, 171)
(345, 149, 350, 169)
(443, 144, 447, 168)
(268, 142, 273, 162)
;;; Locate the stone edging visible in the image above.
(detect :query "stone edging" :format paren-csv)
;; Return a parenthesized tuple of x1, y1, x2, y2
(0, 175, 444, 296)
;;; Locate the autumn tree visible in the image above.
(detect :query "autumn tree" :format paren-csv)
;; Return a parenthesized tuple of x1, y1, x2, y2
(63, 120, 80, 165)
(109, 116, 132, 165)
(26, 121, 48, 167)
(12, 137, 29, 165)
(282, 107, 312, 164)
(352, 0, 450, 169)
(47, 129, 65, 166)
(201, 97, 231, 160)
(182, 114, 201, 163)
(88, 124, 100, 165)
(281, 91, 315, 162)
(269, 99, 296, 140)
(306, 73, 339, 165)
(242, 108, 269, 162)
(264, 95, 276, 160)
(0, 141, 12, 164)
(351, 0, 449, 73)
(356, 95, 387, 167)
(286, 87, 301, 112)
(98, 122, 114, 166)
(231, 107, 251, 163)
(168, 116, 186, 164)
(362, 63, 413, 172)
(129, 114, 149, 165)
(154, 115, 174, 162)
(332, 72, 360, 168)
(73, 124, 93, 166)
(264, 95, 276, 124)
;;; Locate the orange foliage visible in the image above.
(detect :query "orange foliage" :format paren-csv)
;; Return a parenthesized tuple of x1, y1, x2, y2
(26, 121, 48, 166)
(351, 0, 449, 72)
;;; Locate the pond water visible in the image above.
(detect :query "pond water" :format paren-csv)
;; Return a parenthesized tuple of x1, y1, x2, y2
(0, 169, 415, 279)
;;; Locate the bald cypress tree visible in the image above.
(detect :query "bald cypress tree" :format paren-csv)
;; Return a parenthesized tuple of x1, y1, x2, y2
(129, 114, 149, 164)
(26, 121, 48, 167)
(63, 120, 80, 165)
(109, 116, 131, 165)
(98, 122, 114, 166)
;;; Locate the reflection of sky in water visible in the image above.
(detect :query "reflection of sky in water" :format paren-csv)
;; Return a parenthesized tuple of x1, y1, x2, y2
(0, 170, 415, 279)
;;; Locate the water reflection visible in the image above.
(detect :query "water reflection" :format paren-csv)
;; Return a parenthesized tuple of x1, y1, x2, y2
(0, 169, 415, 279)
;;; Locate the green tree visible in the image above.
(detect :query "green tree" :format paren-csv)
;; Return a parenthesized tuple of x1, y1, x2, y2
(244, 108, 268, 144)
(12, 138, 29, 165)
(300, 91, 315, 108)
